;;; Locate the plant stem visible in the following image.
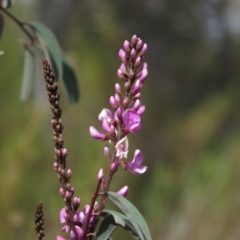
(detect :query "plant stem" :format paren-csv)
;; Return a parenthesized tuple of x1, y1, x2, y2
(84, 178, 102, 238)
(0, 6, 36, 42)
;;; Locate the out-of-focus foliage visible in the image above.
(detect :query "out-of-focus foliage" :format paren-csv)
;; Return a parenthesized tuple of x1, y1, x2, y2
(1, 0, 240, 240)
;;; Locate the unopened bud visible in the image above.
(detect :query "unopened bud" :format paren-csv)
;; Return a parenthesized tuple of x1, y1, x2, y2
(117, 186, 129, 197)
(73, 197, 81, 210)
(104, 146, 110, 157)
(66, 169, 72, 178)
(98, 168, 104, 181)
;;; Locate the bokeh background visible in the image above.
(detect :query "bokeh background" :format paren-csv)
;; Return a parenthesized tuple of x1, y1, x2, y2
(1, 0, 240, 239)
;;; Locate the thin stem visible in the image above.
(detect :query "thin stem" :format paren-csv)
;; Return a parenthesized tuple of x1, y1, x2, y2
(0, 6, 36, 42)
(84, 178, 102, 238)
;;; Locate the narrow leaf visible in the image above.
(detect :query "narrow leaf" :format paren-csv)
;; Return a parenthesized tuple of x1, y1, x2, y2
(96, 215, 118, 240)
(29, 21, 62, 81)
(107, 192, 152, 240)
(101, 210, 141, 240)
(0, 12, 4, 38)
(20, 46, 35, 101)
(61, 52, 80, 103)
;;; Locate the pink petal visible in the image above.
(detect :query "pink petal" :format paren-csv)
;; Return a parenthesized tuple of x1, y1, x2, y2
(89, 126, 105, 140)
(132, 149, 143, 165)
(60, 207, 66, 224)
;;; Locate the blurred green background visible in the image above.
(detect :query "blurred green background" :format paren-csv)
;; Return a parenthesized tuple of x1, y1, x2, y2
(1, 0, 240, 239)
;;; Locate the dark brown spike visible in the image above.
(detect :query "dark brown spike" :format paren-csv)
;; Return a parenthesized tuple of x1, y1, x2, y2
(35, 203, 45, 240)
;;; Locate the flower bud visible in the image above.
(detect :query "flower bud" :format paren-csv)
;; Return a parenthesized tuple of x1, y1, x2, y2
(73, 197, 81, 210)
(66, 169, 72, 178)
(139, 43, 148, 56)
(131, 34, 138, 47)
(98, 168, 104, 181)
(130, 48, 136, 59)
(53, 162, 58, 171)
(104, 146, 110, 157)
(62, 148, 68, 158)
(134, 57, 141, 69)
(136, 39, 143, 51)
(110, 96, 117, 108)
(115, 83, 122, 93)
(123, 40, 131, 53)
(117, 186, 129, 197)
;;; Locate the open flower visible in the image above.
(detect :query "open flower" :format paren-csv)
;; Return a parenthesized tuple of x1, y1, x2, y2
(115, 136, 129, 159)
(122, 109, 141, 133)
(126, 149, 147, 175)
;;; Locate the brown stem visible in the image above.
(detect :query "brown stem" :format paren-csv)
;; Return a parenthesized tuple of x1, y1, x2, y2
(0, 6, 36, 42)
(84, 178, 102, 238)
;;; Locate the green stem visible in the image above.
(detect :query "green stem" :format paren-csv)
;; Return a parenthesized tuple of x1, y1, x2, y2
(0, 6, 36, 42)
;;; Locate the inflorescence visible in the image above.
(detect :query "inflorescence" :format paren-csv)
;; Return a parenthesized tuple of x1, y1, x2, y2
(42, 33, 148, 240)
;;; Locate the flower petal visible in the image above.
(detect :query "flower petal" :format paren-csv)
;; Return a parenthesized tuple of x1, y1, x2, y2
(132, 149, 143, 166)
(99, 108, 113, 121)
(60, 207, 67, 224)
(89, 126, 105, 140)
(127, 163, 148, 175)
(115, 136, 129, 159)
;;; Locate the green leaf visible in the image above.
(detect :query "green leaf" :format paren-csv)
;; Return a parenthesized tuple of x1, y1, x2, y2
(96, 215, 119, 240)
(29, 21, 62, 82)
(61, 52, 80, 103)
(20, 46, 35, 101)
(107, 192, 152, 240)
(100, 210, 142, 240)
(0, 12, 4, 38)
(1, 0, 15, 8)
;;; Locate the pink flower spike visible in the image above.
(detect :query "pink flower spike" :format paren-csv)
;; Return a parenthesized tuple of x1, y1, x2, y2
(115, 136, 129, 159)
(60, 207, 67, 224)
(89, 126, 105, 140)
(122, 109, 141, 133)
(117, 186, 129, 197)
(98, 168, 104, 180)
(126, 149, 147, 175)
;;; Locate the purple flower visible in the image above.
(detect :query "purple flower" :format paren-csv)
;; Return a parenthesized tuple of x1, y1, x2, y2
(126, 149, 147, 175)
(115, 136, 129, 159)
(122, 109, 141, 133)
